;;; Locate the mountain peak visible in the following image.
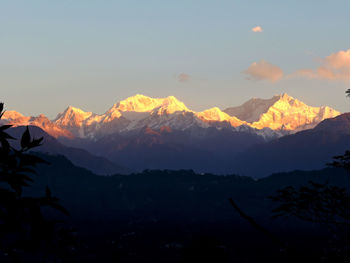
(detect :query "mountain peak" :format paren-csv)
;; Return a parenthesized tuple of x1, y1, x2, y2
(224, 93, 340, 131)
(197, 107, 246, 127)
(3, 94, 341, 139)
(155, 96, 190, 114)
(2, 110, 27, 120)
(251, 94, 340, 130)
(61, 105, 92, 115)
(197, 107, 229, 122)
(115, 94, 189, 114)
(55, 106, 93, 127)
(280, 93, 292, 99)
(66, 105, 82, 111)
(223, 96, 280, 122)
(116, 94, 162, 112)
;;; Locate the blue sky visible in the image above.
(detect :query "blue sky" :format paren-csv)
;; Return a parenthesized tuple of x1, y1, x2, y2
(1, 0, 350, 118)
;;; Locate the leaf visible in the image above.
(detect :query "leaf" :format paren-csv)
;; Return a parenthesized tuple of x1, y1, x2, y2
(17, 173, 34, 182)
(0, 131, 15, 140)
(10, 182, 23, 196)
(46, 186, 52, 198)
(50, 203, 70, 216)
(28, 137, 44, 149)
(0, 125, 12, 131)
(21, 126, 31, 149)
(0, 138, 10, 152)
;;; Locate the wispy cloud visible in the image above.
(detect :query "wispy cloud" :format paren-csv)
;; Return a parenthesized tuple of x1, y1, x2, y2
(326, 49, 350, 69)
(251, 26, 263, 33)
(243, 60, 283, 82)
(292, 49, 350, 82)
(177, 73, 191, 82)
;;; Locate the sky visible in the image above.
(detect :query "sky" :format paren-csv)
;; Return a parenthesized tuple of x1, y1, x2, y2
(1, 0, 350, 118)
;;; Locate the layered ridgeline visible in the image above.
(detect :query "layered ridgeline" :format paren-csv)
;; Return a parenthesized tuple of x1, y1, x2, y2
(1, 93, 340, 140)
(0, 94, 345, 175)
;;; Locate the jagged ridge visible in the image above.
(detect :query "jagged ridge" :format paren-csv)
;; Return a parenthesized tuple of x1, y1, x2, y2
(1, 93, 341, 139)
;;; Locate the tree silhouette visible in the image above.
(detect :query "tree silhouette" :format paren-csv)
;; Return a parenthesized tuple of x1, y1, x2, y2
(270, 181, 350, 226)
(0, 102, 69, 260)
(346, 88, 350, 98)
(329, 150, 350, 173)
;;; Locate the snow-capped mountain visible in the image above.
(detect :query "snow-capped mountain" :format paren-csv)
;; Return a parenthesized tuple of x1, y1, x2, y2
(196, 107, 247, 127)
(224, 93, 340, 131)
(231, 113, 350, 177)
(224, 95, 281, 122)
(110, 94, 190, 114)
(2, 111, 73, 138)
(1, 93, 341, 139)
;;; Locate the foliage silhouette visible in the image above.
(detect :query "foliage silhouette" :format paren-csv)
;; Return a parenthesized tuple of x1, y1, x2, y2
(346, 88, 350, 98)
(329, 150, 350, 173)
(0, 102, 69, 260)
(270, 181, 350, 226)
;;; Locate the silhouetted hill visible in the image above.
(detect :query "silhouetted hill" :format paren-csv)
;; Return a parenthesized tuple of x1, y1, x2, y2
(59, 126, 265, 174)
(232, 113, 350, 178)
(30, 153, 350, 222)
(21, 153, 350, 262)
(7, 126, 131, 175)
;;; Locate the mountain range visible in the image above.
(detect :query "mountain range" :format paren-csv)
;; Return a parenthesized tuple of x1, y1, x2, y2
(1, 93, 345, 176)
(1, 93, 340, 140)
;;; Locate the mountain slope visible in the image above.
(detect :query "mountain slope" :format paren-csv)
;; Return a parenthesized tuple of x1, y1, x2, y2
(224, 95, 280, 122)
(2, 111, 73, 138)
(196, 107, 247, 127)
(63, 125, 266, 174)
(232, 113, 350, 178)
(2, 94, 340, 144)
(7, 126, 130, 175)
(224, 93, 340, 131)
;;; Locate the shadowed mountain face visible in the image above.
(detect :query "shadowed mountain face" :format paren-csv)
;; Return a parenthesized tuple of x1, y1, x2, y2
(59, 126, 266, 174)
(231, 113, 350, 178)
(7, 126, 131, 175)
(223, 95, 281, 122)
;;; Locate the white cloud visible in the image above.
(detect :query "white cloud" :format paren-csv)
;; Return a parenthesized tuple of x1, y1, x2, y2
(244, 60, 283, 82)
(325, 49, 350, 69)
(251, 26, 263, 33)
(293, 49, 350, 82)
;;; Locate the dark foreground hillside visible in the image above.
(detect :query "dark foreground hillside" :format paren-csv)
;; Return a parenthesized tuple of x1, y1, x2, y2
(4, 153, 349, 262)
